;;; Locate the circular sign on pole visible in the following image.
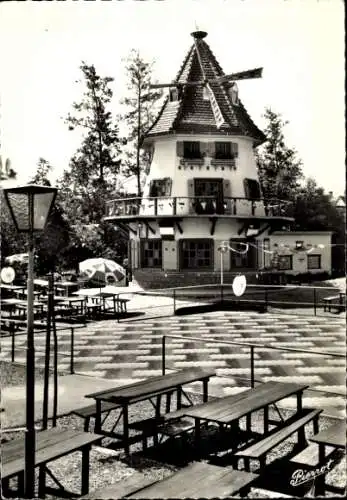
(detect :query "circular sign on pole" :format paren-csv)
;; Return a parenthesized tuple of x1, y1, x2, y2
(1, 266, 16, 284)
(232, 274, 247, 297)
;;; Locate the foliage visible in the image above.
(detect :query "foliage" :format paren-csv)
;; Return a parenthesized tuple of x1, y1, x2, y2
(29, 157, 53, 185)
(119, 50, 163, 196)
(60, 62, 122, 223)
(55, 62, 129, 268)
(256, 108, 303, 201)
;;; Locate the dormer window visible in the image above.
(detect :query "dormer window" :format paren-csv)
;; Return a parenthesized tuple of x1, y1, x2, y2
(169, 87, 181, 102)
(228, 82, 239, 106)
(203, 86, 210, 101)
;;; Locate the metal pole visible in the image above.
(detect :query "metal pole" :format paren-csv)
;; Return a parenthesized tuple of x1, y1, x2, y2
(313, 287, 317, 316)
(173, 289, 176, 314)
(70, 327, 75, 374)
(250, 346, 255, 388)
(42, 273, 53, 430)
(52, 271, 58, 427)
(24, 226, 35, 498)
(220, 251, 224, 287)
(162, 336, 166, 375)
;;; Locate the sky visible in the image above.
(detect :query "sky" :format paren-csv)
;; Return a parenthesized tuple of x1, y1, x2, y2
(0, 0, 345, 195)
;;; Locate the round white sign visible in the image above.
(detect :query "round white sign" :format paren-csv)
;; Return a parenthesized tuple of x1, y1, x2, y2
(1, 266, 16, 284)
(232, 274, 247, 297)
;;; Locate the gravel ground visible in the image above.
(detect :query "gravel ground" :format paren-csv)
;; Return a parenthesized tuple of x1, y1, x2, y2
(1, 361, 345, 499)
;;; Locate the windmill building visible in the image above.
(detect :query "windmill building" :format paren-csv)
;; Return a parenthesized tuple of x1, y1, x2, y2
(105, 31, 332, 287)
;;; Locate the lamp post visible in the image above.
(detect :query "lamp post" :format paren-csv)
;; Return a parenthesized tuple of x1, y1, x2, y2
(3, 184, 57, 498)
(217, 242, 229, 286)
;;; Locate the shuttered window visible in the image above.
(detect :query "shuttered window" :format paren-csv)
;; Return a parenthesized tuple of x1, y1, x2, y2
(183, 141, 201, 159)
(278, 255, 293, 270)
(215, 142, 232, 159)
(244, 178, 261, 200)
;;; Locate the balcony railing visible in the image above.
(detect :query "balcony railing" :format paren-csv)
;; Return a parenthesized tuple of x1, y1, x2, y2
(105, 196, 292, 219)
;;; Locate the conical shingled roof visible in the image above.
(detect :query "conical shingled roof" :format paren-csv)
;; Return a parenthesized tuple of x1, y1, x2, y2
(146, 31, 266, 144)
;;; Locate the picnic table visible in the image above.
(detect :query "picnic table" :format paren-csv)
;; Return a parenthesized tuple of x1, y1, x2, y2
(1, 427, 103, 498)
(125, 461, 259, 499)
(85, 368, 215, 455)
(56, 296, 86, 317)
(310, 420, 346, 496)
(182, 381, 309, 456)
(1, 298, 46, 318)
(55, 280, 80, 296)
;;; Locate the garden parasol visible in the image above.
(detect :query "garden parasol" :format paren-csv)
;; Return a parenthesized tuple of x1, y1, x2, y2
(79, 258, 125, 287)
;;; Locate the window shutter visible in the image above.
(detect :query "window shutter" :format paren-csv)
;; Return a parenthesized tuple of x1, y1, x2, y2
(176, 141, 184, 157)
(200, 142, 208, 156)
(187, 179, 195, 198)
(207, 142, 215, 157)
(149, 180, 154, 197)
(231, 142, 239, 158)
(243, 178, 250, 198)
(167, 178, 172, 196)
(223, 179, 232, 198)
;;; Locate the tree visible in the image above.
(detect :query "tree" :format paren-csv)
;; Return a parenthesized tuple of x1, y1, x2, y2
(119, 50, 162, 196)
(29, 157, 53, 185)
(61, 62, 122, 223)
(256, 108, 303, 201)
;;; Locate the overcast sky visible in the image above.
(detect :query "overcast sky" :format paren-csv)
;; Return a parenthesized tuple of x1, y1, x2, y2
(0, 0, 345, 195)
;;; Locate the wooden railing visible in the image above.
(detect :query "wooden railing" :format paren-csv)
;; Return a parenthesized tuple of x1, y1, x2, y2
(105, 196, 291, 218)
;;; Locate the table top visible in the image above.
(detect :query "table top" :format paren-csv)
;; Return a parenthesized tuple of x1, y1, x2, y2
(0, 284, 26, 290)
(59, 296, 85, 303)
(34, 279, 49, 287)
(86, 368, 216, 403)
(1, 298, 44, 307)
(310, 421, 346, 449)
(183, 381, 308, 424)
(126, 462, 258, 499)
(2, 427, 103, 479)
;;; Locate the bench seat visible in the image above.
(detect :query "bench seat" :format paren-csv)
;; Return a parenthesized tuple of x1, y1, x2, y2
(234, 408, 322, 471)
(81, 474, 159, 499)
(71, 402, 121, 431)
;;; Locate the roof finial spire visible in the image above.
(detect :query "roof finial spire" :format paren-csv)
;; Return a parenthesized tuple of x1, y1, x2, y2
(191, 27, 207, 40)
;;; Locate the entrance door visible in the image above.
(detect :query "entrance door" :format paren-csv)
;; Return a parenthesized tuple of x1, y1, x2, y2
(229, 239, 257, 269)
(194, 179, 224, 214)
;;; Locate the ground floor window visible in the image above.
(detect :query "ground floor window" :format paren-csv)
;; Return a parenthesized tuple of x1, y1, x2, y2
(278, 255, 293, 270)
(307, 254, 321, 270)
(141, 239, 162, 267)
(180, 239, 213, 269)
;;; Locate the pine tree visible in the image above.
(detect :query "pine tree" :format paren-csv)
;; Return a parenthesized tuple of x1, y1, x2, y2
(119, 50, 162, 196)
(256, 108, 303, 201)
(61, 62, 122, 223)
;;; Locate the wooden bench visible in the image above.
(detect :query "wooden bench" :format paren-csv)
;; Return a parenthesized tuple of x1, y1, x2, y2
(1, 428, 103, 498)
(234, 408, 322, 472)
(322, 295, 344, 312)
(71, 401, 121, 432)
(81, 474, 160, 499)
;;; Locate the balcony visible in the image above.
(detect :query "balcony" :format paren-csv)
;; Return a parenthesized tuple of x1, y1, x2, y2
(105, 196, 293, 220)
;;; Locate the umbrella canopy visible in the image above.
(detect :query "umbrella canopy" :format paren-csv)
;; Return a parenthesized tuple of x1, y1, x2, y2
(79, 258, 125, 286)
(5, 253, 29, 265)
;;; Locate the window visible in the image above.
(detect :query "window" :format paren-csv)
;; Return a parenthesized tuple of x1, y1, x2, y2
(149, 178, 172, 197)
(278, 255, 293, 270)
(141, 240, 162, 268)
(244, 178, 261, 200)
(183, 141, 201, 159)
(307, 254, 321, 270)
(180, 239, 213, 269)
(215, 142, 232, 160)
(169, 87, 182, 102)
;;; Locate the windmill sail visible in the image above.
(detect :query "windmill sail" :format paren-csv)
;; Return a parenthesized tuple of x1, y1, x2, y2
(205, 83, 226, 129)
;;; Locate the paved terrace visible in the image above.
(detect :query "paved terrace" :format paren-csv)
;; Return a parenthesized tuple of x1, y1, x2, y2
(1, 306, 345, 428)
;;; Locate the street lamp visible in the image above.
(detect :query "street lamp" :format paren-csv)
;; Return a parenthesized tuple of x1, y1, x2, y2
(3, 184, 57, 498)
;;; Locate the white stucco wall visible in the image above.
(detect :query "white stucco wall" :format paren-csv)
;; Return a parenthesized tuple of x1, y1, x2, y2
(140, 135, 264, 217)
(266, 232, 332, 275)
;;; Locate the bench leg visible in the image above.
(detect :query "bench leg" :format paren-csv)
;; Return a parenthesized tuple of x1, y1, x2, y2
(203, 378, 208, 402)
(177, 387, 182, 410)
(81, 445, 91, 496)
(84, 416, 91, 432)
(38, 465, 46, 498)
(166, 392, 172, 413)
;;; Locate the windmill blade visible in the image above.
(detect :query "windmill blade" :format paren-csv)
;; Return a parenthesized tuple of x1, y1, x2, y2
(212, 68, 263, 84)
(149, 80, 205, 89)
